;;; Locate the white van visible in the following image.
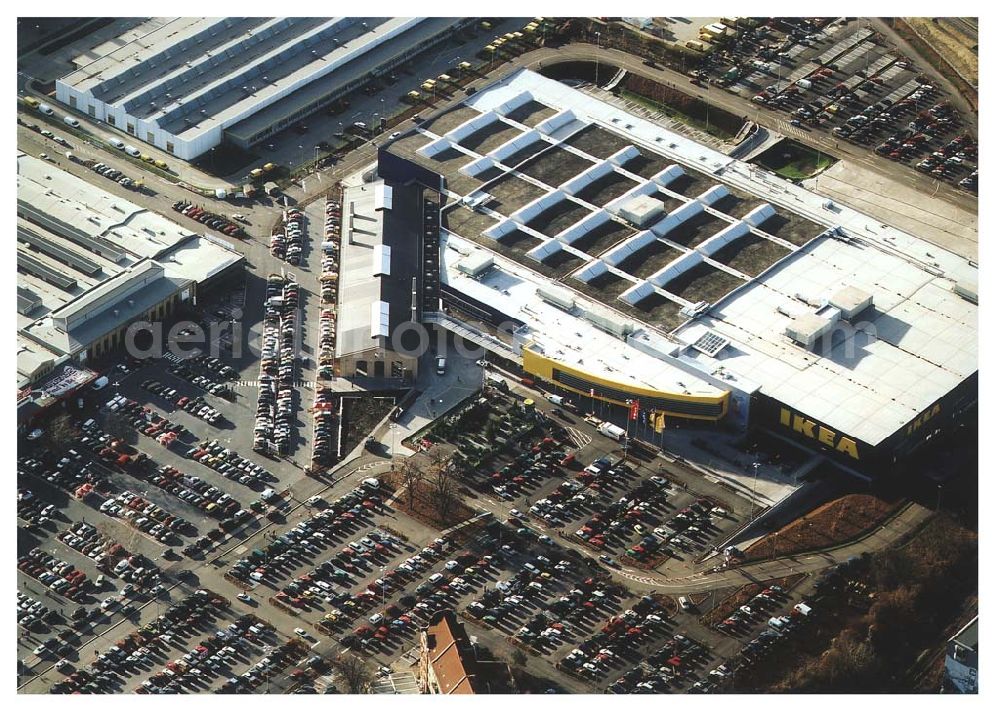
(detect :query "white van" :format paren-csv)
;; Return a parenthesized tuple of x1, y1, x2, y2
(63, 116, 80, 128)
(124, 145, 141, 157)
(92, 376, 110, 391)
(546, 394, 565, 406)
(260, 488, 277, 501)
(435, 355, 446, 375)
(107, 137, 125, 150)
(597, 422, 626, 441)
(37, 103, 54, 116)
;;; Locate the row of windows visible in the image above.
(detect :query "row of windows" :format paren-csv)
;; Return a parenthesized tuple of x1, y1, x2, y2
(551, 368, 725, 417)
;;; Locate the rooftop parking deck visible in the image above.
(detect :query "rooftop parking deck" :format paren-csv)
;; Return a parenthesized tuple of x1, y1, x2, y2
(564, 123, 636, 159)
(457, 120, 523, 155)
(482, 174, 547, 213)
(664, 262, 746, 305)
(503, 99, 558, 127)
(575, 171, 640, 207)
(422, 105, 482, 136)
(613, 239, 684, 279)
(566, 219, 635, 256)
(524, 198, 593, 237)
(709, 234, 792, 276)
(519, 146, 596, 186)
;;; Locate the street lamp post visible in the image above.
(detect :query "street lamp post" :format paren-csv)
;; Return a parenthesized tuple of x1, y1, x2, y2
(750, 461, 761, 521)
(594, 32, 601, 85)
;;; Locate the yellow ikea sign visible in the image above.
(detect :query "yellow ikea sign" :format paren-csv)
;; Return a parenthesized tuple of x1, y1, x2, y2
(905, 403, 941, 436)
(779, 408, 859, 459)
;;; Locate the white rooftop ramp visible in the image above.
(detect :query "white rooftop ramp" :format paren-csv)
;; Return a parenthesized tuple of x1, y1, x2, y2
(651, 164, 686, 187)
(489, 129, 546, 165)
(509, 189, 570, 225)
(648, 251, 705, 289)
(444, 110, 503, 144)
(554, 209, 613, 246)
(560, 160, 616, 196)
(650, 199, 704, 237)
(600, 230, 657, 267)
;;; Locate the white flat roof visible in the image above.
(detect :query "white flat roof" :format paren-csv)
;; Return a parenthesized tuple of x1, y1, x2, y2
(18, 153, 193, 259)
(442, 234, 721, 398)
(337, 181, 387, 357)
(673, 235, 977, 445)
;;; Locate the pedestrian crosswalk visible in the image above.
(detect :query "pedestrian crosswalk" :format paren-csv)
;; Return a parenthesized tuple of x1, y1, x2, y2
(235, 379, 314, 388)
(773, 118, 808, 140)
(565, 427, 592, 449)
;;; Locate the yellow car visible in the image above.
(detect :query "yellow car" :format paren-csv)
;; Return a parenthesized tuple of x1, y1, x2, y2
(153, 159, 168, 169)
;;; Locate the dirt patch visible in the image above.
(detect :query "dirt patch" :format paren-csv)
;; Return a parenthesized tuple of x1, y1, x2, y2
(620, 149, 672, 180)
(498, 229, 542, 252)
(743, 493, 904, 561)
(501, 139, 551, 167)
(630, 292, 685, 331)
(442, 205, 497, 241)
(457, 120, 522, 155)
(755, 212, 825, 247)
(339, 397, 394, 455)
(541, 249, 586, 275)
(566, 271, 634, 308)
(659, 211, 729, 248)
(613, 238, 683, 278)
(385, 468, 477, 531)
(905, 18, 978, 86)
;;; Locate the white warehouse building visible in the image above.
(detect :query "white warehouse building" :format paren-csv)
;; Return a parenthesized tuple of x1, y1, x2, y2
(55, 17, 469, 160)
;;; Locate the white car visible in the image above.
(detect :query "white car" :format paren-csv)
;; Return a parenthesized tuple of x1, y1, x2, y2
(294, 627, 309, 638)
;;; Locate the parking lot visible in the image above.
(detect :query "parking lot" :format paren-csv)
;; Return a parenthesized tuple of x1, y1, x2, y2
(691, 18, 977, 193)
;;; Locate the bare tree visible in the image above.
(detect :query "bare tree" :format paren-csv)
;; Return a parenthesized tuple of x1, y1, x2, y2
(103, 409, 137, 444)
(331, 655, 373, 694)
(398, 460, 423, 511)
(427, 462, 459, 525)
(39, 413, 77, 454)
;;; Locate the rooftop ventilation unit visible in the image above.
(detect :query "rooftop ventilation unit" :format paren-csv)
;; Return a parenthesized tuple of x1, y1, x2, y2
(785, 306, 841, 347)
(953, 279, 978, 304)
(456, 250, 494, 278)
(680, 301, 710, 319)
(537, 285, 575, 311)
(582, 307, 632, 339)
(828, 285, 872, 319)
